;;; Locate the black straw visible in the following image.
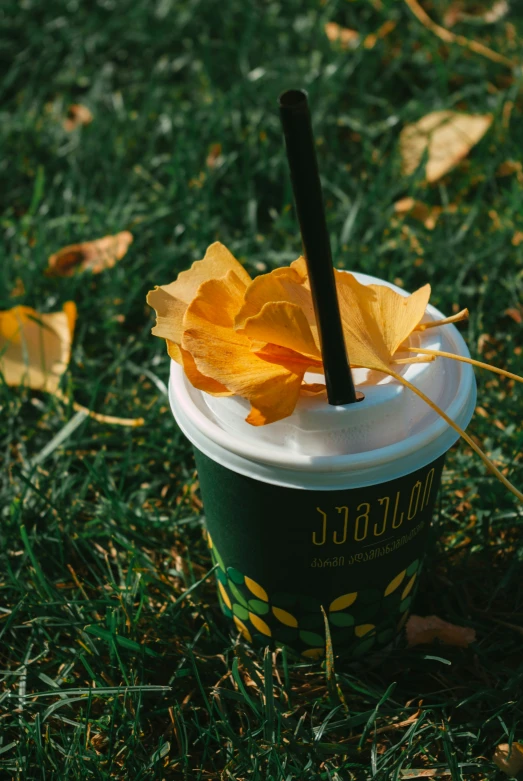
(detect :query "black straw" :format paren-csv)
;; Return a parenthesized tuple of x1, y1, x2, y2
(278, 89, 358, 406)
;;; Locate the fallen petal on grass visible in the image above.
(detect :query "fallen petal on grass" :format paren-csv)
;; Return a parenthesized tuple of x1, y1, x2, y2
(0, 302, 76, 394)
(324, 22, 359, 49)
(400, 111, 493, 183)
(47, 232, 133, 276)
(406, 615, 476, 648)
(63, 103, 93, 131)
(493, 742, 523, 777)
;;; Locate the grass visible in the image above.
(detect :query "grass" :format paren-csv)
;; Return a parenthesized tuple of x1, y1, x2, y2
(1, 0, 523, 777)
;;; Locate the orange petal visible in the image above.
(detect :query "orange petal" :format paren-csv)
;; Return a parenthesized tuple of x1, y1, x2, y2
(334, 273, 390, 371)
(254, 343, 323, 371)
(182, 272, 305, 425)
(235, 259, 316, 337)
(166, 339, 182, 364)
(242, 302, 321, 360)
(0, 304, 75, 394)
(179, 346, 232, 396)
(63, 301, 78, 339)
(367, 281, 431, 357)
(63, 103, 93, 131)
(300, 382, 327, 396)
(335, 272, 430, 370)
(47, 232, 133, 276)
(147, 242, 251, 348)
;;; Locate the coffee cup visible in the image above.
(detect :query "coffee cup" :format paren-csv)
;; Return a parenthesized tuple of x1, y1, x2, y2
(168, 272, 476, 659)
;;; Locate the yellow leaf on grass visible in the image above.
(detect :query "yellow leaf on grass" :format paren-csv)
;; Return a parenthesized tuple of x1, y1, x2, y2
(493, 742, 523, 777)
(63, 104, 93, 131)
(147, 242, 251, 364)
(47, 232, 133, 276)
(324, 22, 360, 49)
(405, 615, 476, 648)
(400, 110, 492, 183)
(0, 303, 76, 394)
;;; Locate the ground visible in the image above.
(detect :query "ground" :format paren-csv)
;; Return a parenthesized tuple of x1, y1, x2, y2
(1, 0, 523, 778)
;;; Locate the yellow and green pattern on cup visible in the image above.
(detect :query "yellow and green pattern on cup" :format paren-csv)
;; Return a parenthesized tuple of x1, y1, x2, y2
(209, 532, 420, 658)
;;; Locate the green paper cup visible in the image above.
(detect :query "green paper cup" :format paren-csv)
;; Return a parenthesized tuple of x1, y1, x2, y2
(169, 273, 476, 659)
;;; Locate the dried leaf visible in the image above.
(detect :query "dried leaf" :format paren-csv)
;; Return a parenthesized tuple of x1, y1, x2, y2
(363, 19, 397, 49)
(400, 111, 493, 183)
(324, 22, 360, 49)
(334, 272, 431, 372)
(512, 232, 523, 247)
(394, 197, 443, 229)
(206, 143, 223, 169)
(405, 614, 476, 648)
(147, 242, 251, 364)
(443, 1, 509, 28)
(63, 104, 93, 131)
(505, 308, 523, 324)
(493, 742, 523, 777)
(47, 232, 133, 276)
(182, 272, 308, 426)
(496, 160, 523, 179)
(0, 303, 76, 394)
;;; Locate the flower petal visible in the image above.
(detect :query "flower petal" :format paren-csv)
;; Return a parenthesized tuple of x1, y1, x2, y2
(300, 382, 326, 396)
(367, 281, 431, 356)
(147, 242, 251, 354)
(182, 272, 306, 425)
(47, 232, 133, 276)
(178, 346, 232, 396)
(334, 273, 391, 371)
(235, 258, 316, 338)
(335, 272, 430, 370)
(242, 302, 321, 360)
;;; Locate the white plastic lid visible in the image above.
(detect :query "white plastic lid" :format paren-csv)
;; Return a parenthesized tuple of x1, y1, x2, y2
(168, 272, 477, 490)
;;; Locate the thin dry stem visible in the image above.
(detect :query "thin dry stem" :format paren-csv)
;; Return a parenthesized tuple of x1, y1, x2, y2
(416, 309, 469, 330)
(403, 0, 516, 69)
(392, 356, 435, 365)
(55, 389, 145, 427)
(406, 346, 523, 384)
(388, 369, 523, 503)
